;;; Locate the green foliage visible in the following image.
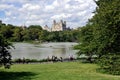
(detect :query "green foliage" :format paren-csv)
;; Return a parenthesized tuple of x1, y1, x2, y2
(28, 25, 42, 30)
(0, 35, 13, 68)
(98, 53, 120, 75)
(76, 0, 120, 75)
(12, 27, 23, 41)
(0, 23, 79, 42)
(75, 25, 96, 63)
(0, 25, 14, 40)
(91, 0, 120, 56)
(45, 30, 79, 42)
(92, 0, 120, 75)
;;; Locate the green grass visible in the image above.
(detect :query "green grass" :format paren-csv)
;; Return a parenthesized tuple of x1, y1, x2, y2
(0, 62, 120, 80)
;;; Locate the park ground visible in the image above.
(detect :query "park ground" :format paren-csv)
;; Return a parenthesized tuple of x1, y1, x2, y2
(0, 62, 120, 80)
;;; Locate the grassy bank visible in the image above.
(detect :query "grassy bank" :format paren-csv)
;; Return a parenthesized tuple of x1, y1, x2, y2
(0, 62, 120, 80)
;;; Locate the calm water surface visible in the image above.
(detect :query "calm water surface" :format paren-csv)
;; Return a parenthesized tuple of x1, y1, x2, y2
(10, 42, 78, 60)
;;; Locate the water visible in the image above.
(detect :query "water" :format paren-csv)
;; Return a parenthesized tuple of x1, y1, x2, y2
(10, 42, 78, 60)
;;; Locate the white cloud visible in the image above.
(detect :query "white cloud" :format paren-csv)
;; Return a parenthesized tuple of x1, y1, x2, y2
(4, 17, 10, 22)
(26, 19, 44, 25)
(0, 0, 97, 28)
(45, 5, 54, 11)
(51, 13, 72, 19)
(53, 0, 59, 7)
(0, 4, 14, 10)
(65, 4, 70, 9)
(29, 15, 40, 20)
(77, 10, 87, 16)
(20, 3, 41, 11)
(5, 11, 12, 16)
(75, 0, 84, 3)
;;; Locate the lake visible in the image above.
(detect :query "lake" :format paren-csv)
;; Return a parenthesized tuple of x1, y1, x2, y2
(10, 42, 78, 60)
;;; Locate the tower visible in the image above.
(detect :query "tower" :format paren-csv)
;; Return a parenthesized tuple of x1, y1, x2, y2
(53, 20, 56, 24)
(0, 20, 2, 24)
(43, 25, 51, 32)
(60, 20, 63, 24)
(64, 21, 66, 25)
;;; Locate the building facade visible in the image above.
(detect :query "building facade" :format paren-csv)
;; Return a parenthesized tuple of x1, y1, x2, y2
(43, 20, 70, 32)
(43, 25, 51, 32)
(51, 20, 66, 31)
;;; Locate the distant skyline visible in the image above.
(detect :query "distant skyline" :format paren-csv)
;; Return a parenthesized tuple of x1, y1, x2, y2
(0, 0, 97, 28)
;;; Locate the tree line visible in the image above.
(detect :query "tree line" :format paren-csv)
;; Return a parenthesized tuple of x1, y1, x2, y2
(0, 23, 80, 42)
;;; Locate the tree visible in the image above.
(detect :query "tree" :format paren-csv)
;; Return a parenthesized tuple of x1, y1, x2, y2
(28, 25, 42, 30)
(92, 0, 120, 75)
(0, 25, 14, 39)
(12, 27, 23, 41)
(76, 0, 120, 75)
(0, 35, 13, 69)
(74, 24, 96, 63)
(89, 0, 120, 53)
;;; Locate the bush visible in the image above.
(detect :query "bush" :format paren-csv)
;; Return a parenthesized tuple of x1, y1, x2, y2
(0, 35, 12, 68)
(98, 53, 120, 75)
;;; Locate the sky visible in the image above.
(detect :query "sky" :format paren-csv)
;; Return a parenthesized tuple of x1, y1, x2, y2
(0, 0, 97, 28)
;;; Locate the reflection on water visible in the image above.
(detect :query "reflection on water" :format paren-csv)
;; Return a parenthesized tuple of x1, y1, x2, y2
(10, 42, 78, 59)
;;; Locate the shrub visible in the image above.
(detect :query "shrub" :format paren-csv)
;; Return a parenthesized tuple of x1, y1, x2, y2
(98, 53, 120, 75)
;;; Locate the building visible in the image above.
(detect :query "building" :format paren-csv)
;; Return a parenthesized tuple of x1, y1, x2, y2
(43, 20, 70, 32)
(43, 25, 51, 32)
(51, 20, 66, 31)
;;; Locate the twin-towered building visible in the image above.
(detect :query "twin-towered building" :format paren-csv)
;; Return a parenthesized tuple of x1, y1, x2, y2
(43, 20, 71, 32)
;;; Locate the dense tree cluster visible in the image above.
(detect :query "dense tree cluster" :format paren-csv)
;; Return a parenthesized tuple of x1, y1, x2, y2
(75, 0, 120, 75)
(0, 22, 80, 42)
(0, 35, 12, 68)
(45, 30, 79, 42)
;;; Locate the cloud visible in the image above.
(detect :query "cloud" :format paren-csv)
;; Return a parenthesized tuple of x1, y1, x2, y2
(22, 3, 41, 11)
(18, 3, 41, 17)
(51, 13, 72, 19)
(0, 0, 97, 28)
(0, 4, 14, 10)
(5, 11, 12, 16)
(45, 5, 54, 11)
(26, 19, 44, 26)
(53, 0, 59, 7)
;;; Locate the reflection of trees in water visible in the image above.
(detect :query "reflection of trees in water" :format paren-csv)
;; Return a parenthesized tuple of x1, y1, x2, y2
(52, 48, 67, 57)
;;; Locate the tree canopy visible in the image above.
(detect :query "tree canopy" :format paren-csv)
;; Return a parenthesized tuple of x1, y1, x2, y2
(0, 35, 13, 68)
(0, 22, 80, 42)
(76, 0, 120, 75)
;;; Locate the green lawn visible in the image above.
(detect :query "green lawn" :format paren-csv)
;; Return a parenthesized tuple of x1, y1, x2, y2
(0, 62, 120, 80)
